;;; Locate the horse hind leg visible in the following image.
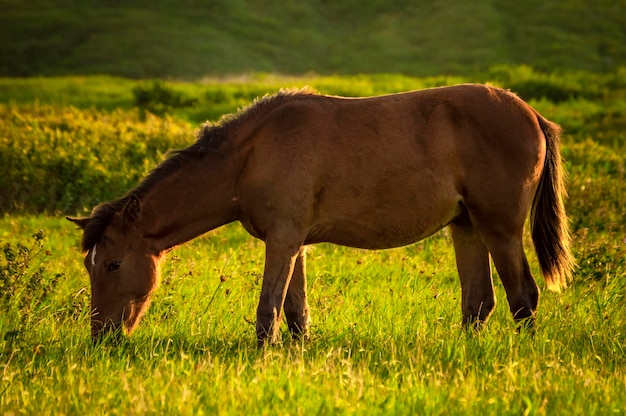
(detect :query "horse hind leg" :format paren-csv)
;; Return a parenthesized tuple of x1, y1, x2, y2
(283, 246, 311, 339)
(450, 211, 496, 328)
(471, 217, 540, 327)
(487, 233, 539, 326)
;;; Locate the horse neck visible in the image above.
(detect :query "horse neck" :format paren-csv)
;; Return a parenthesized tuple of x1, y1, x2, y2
(137, 153, 241, 252)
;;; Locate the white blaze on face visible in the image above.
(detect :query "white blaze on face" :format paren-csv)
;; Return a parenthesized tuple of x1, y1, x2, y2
(91, 244, 97, 268)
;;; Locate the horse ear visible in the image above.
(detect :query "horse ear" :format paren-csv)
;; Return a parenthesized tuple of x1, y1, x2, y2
(123, 195, 142, 223)
(67, 216, 90, 230)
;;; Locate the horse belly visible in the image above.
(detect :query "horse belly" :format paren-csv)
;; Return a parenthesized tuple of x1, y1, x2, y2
(306, 176, 461, 249)
(306, 220, 448, 249)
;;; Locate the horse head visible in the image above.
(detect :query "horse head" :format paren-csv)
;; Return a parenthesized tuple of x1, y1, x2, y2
(68, 196, 162, 342)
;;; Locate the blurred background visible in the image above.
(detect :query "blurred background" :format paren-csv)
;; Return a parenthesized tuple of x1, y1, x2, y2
(1, 0, 625, 217)
(2, 0, 625, 79)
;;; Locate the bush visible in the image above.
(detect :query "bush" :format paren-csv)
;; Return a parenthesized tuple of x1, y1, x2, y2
(487, 65, 607, 102)
(0, 231, 62, 328)
(133, 81, 197, 116)
(0, 104, 193, 214)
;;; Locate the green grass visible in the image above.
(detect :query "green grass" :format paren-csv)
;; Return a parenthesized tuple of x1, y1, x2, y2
(1, 70, 625, 413)
(1, 0, 625, 78)
(1, 218, 624, 414)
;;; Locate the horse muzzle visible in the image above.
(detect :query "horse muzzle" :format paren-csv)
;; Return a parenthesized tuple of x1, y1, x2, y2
(91, 319, 124, 344)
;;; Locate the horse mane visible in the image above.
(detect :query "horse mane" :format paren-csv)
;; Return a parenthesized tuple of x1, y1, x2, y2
(79, 87, 317, 252)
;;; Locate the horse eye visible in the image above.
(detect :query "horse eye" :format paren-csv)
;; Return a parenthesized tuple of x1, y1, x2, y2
(107, 261, 121, 272)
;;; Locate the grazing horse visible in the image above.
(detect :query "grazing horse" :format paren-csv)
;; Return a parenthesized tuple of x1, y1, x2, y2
(68, 84, 574, 346)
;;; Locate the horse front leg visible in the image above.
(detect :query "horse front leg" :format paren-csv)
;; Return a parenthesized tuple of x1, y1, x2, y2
(256, 235, 302, 347)
(283, 246, 310, 339)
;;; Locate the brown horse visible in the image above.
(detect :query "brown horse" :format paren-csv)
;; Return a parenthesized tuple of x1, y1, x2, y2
(68, 84, 574, 346)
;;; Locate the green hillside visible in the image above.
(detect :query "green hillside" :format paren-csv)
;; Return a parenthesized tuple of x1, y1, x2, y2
(1, 0, 625, 79)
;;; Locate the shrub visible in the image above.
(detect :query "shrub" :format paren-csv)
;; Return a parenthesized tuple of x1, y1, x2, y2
(0, 104, 193, 214)
(133, 81, 197, 116)
(487, 65, 607, 102)
(0, 230, 62, 331)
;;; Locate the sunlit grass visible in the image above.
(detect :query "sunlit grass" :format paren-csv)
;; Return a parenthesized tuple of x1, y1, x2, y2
(1, 217, 624, 414)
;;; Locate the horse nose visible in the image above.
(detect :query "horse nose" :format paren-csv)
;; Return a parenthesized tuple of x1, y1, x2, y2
(91, 321, 123, 345)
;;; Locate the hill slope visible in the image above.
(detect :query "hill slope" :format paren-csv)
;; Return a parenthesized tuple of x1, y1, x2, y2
(1, 0, 625, 78)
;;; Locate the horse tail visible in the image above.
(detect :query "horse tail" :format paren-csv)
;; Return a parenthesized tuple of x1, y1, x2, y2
(530, 113, 575, 291)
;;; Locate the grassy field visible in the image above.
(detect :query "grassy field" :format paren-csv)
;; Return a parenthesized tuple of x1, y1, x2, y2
(2, 0, 625, 78)
(1, 70, 625, 414)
